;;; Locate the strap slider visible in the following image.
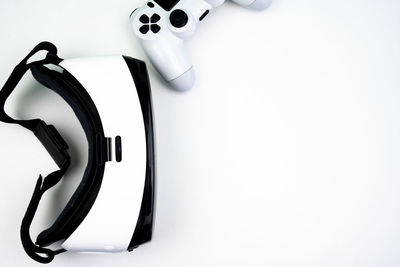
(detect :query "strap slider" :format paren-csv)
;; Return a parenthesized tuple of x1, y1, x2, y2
(96, 133, 112, 165)
(34, 121, 69, 168)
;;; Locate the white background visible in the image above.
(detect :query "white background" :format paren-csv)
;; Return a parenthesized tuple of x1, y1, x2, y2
(1, 0, 400, 266)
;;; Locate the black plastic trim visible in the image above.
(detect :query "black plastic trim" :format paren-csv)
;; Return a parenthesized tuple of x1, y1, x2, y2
(115, 136, 122, 162)
(123, 56, 156, 251)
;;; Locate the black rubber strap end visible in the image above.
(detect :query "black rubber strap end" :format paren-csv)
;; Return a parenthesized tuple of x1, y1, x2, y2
(20, 176, 54, 264)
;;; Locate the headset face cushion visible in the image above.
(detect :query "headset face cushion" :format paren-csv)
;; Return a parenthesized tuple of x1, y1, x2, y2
(31, 65, 106, 246)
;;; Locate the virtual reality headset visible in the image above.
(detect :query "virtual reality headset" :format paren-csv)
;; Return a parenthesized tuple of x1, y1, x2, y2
(0, 42, 155, 263)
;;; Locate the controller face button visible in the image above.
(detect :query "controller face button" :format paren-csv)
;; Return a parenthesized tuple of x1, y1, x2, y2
(169, 9, 189, 28)
(139, 25, 150, 34)
(151, 14, 161, 23)
(139, 14, 150, 24)
(151, 24, 161, 33)
(147, 2, 155, 8)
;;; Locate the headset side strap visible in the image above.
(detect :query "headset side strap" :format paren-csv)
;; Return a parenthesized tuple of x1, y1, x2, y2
(0, 42, 68, 264)
(20, 169, 69, 264)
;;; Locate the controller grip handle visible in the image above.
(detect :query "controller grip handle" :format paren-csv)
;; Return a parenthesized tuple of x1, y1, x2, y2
(231, 0, 272, 9)
(141, 36, 195, 91)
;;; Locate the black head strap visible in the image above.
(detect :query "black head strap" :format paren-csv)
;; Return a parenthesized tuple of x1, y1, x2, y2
(0, 42, 70, 263)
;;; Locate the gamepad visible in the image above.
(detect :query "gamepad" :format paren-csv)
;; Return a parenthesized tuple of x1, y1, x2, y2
(130, 0, 272, 91)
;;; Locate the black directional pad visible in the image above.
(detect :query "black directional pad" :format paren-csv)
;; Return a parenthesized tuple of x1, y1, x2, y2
(138, 13, 162, 34)
(139, 15, 149, 24)
(151, 14, 160, 23)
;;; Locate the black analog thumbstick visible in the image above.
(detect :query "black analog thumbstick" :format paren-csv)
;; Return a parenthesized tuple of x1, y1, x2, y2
(169, 9, 189, 28)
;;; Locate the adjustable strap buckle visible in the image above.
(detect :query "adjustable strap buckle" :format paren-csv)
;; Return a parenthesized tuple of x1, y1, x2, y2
(34, 120, 69, 168)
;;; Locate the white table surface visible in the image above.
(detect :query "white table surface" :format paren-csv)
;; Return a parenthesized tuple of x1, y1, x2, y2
(0, 0, 400, 266)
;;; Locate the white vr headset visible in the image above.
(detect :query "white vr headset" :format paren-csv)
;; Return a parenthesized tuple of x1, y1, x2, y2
(0, 42, 155, 263)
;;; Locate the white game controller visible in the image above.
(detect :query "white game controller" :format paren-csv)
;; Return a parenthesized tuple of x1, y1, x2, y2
(130, 0, 271, 91)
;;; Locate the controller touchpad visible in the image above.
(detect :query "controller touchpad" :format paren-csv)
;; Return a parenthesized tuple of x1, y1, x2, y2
(154, 0, 179, 11)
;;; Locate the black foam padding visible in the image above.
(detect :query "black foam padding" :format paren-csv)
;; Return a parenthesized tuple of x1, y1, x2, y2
(30, 65, 106, 247)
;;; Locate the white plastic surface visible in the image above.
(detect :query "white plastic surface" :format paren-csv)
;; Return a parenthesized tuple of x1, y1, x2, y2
(232, 0, 271, 9)
(250, 0, 271, 10)
(130, 0, 272, 91)
(169, 67, 195, 91)
(59, 56, 147, 252)
(2, 1, 400, 266)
